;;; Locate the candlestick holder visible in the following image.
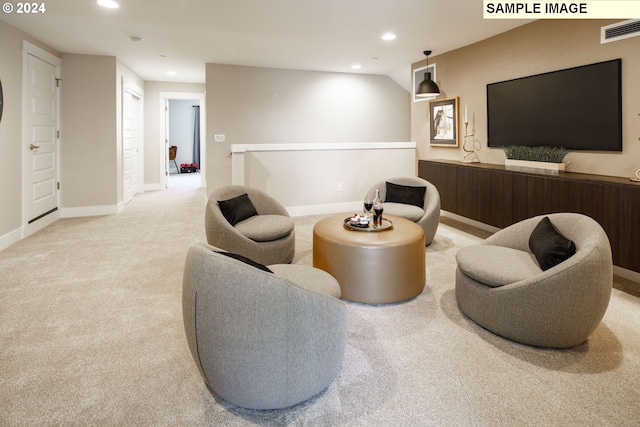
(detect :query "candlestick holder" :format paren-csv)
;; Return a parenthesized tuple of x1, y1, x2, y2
(462, 121, 479, 163)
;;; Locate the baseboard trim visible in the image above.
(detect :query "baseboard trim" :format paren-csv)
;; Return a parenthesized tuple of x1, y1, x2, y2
(61, 205, 119, 218)
(613, 266, 640, 284)
(287, 201, 362, 217)
(440, 211, 501, 234)
(0, 227, 23, 252)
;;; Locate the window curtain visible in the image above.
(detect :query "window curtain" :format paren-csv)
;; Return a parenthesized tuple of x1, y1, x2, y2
(193, 105, 201, 169)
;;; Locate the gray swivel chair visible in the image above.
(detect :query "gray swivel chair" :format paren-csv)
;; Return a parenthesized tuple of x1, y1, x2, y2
(455, 213, 613, 348)
(365, 177, 440, 245)
(182, 243, 346, 410)
(205, 185, 295, 265)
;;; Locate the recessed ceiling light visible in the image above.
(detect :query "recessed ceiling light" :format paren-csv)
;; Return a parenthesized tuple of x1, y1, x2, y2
(167, 71, 177, 76)
(97, 0, 119, 9)
(381, 33, 396, 41)
(351, 65, 362, 70)
(130, 37, 143, 43)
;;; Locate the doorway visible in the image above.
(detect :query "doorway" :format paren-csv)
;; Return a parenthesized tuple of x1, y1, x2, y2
(123, 85, 143, 204)
(158, 92, 205, 190)
(167, 99, 200, 189)
(22, 40, 61, 238)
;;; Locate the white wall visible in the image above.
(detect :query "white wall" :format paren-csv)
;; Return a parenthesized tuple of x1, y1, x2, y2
(232, 143, 416, 214)
(205, 64, 411, 207)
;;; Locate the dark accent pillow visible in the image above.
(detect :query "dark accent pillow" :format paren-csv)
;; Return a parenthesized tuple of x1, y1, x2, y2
(385, 182, 427, 208)
(218, 193, 258, 226)
(529, 216, 576, 271)
(215, 251, 273, 273)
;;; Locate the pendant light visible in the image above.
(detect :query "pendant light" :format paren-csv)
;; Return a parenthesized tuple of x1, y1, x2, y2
(416, 50, 440, 97)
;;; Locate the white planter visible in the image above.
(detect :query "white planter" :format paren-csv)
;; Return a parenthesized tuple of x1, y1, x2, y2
(505, 159, 565, 173)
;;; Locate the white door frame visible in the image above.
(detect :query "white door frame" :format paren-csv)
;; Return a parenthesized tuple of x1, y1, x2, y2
(122, 80, 144, 204)
(21, 40, 62, 239)
(158, 91, 206, 189)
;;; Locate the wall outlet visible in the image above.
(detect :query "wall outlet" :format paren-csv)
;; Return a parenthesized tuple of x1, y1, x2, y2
(337, 183, 343, 192)
(214, 134, 226, 142)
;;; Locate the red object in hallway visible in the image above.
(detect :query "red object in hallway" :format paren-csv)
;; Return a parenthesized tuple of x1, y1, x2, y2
(180, 163, 198, 173)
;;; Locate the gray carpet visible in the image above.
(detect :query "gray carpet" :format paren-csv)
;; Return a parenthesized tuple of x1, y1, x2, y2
(1, 187, 639, 426)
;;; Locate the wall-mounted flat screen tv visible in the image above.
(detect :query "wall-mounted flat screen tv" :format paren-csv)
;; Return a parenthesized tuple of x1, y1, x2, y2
(487, 59, 622, 151)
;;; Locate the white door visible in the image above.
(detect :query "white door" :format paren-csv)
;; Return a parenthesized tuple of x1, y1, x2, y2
(123, 90, 140, 204)
(24, 49, 59, 226)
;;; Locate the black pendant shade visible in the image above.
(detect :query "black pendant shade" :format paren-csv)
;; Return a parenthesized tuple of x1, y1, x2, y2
(416, 50, 440, 97)
(416, 72, 440, 97)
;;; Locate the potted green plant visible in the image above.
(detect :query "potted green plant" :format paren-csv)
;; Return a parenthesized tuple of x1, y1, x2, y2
(503, 146, 568, 173)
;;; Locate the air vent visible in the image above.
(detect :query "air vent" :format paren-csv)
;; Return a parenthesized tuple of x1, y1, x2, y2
(601, 19, 640, 44)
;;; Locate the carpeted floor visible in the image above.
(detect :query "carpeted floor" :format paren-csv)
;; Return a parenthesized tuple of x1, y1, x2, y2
(1, 187, 639, 426)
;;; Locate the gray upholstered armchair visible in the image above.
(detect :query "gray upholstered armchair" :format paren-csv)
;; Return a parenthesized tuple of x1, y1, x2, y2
(455, 213, 613, 348)
(365, 177, 440, 245)
(205, 185, 295, 265)
(182, 243, 346, 410)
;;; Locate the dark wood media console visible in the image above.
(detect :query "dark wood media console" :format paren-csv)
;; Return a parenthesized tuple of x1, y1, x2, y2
(419, 159, 640, 274)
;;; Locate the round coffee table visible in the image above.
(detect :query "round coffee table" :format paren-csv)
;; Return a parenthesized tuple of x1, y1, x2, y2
(313, 214, 425, 304)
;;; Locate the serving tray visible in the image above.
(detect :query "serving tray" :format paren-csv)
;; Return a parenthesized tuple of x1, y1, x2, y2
(343, 217, 393, 232)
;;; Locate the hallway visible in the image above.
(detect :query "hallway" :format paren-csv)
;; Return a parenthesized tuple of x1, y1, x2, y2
(167, 171, 201, 190)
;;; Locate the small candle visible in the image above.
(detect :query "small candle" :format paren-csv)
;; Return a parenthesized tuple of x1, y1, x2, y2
(465, 105, 468, 123)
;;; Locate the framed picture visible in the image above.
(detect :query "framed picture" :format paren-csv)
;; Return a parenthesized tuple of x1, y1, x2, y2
(430, 97, 459, 147)
(412, 64, 436, 102)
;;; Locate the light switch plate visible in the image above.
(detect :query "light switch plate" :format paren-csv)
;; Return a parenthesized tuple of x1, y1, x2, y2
(214, 134, 225, 142)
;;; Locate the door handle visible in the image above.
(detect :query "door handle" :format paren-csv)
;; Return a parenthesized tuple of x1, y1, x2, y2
(29, 144, 40, 150)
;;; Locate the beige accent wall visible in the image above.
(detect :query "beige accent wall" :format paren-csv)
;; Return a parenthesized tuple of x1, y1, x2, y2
(60, 54, 118, 208)
(412, 19, 640, 179)
(143, 81, 206, 188)
(206, 64, 411, 194)
(0, 21, 59, 246)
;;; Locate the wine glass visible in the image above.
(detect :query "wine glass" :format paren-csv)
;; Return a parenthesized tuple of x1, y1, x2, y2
(364, 197, 373, 218)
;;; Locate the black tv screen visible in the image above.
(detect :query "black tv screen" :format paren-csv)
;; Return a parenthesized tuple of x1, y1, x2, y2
(487, 59, 622, 151)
